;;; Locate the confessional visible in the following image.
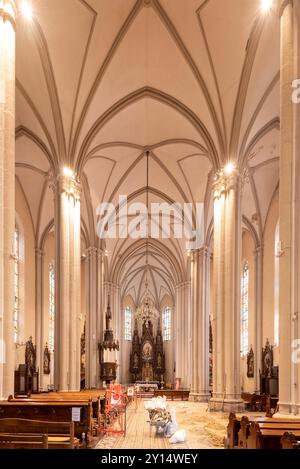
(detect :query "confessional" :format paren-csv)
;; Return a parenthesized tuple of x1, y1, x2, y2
(259, 339, 279, 397)
(14, 337, 39, 395)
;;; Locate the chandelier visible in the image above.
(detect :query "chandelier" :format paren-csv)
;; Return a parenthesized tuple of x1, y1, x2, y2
(135, 280, 159, 325)
(135, 151, 159, 327)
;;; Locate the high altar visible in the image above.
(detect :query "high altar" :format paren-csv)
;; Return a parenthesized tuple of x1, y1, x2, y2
(130, 318, 165, 383)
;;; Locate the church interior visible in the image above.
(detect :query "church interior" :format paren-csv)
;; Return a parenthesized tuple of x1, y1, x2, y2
(1, 0, 300, 451)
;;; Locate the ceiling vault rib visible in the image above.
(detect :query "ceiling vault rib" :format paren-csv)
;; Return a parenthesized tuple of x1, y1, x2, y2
(196, 6, 228, 152)
(242, 117, 280, 168)
(229, 17, 265, 159)
(16, 80, 58, 165)
(31, 19, 67, 162)
(15, 125, 55, 171)
(76, 87, 218, 173)
(71, 0, 143, 161)
(68, 7, 97, 158)
(153, 0, 224, 160)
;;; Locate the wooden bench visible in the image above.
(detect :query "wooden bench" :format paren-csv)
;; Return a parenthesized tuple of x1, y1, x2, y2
(281, 432, 300, 449)
(21, 390, 106, 430)
(0, 434, 48, 449)
(247, 421, 300, 449)
(153, 389, 190, 401)
(0, 418, 79, 449)
(0, 400, 93, 446)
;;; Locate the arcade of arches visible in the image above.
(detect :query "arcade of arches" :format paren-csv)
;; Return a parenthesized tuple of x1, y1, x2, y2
(1, 0, 300, 423)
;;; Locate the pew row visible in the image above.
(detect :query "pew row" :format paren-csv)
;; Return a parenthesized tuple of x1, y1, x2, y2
(11, 390, 106, 430)
(0, 434, 48, 449)
(281, 432, 300, 449)
(0, 401, 93, 447)
(225, 412, 300, 449)
(0, 418, 79, 449)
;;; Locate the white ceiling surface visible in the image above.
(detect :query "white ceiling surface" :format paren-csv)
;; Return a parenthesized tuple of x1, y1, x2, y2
(15, 0, 280, 307)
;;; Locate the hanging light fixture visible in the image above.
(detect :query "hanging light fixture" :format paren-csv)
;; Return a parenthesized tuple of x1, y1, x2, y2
(135, 151, 159, 326)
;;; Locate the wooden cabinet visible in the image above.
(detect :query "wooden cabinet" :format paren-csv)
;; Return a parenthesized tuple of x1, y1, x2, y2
(15, 365, 39, 395)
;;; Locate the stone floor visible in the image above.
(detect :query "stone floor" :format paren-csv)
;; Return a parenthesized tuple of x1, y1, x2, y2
(95, 399, 232, 449)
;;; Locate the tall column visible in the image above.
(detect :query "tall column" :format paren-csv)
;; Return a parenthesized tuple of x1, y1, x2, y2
(52, 172, 81, 392)
(85, 247, 103, 388)
(174, 281, 191, 389)
(0, 1, 16, 400)
(189, 247, 211, 402)
(35, 248, 45, 390)
(254, 245, 263, 393)
(209, 169, 244, 412)
(277, 0, 300, 416)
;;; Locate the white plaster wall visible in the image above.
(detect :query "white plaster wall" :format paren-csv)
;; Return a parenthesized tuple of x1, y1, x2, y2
(15, 179, 36, 369)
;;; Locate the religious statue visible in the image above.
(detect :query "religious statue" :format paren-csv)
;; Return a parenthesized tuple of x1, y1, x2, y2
(142, 342, 152, 360)
(133, 353, 139, 368)
(247, 347, 254, 378)
(25, 336, 36, 376)
(157, 353, 162, 368)
(43, 343, 50, 375)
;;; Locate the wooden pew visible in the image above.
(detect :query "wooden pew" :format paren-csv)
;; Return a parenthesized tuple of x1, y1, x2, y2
(0, 418, 78, 449)
(237, 416, 251, 448)
(0, 434, 48, 449)
(281, 432, 300, 450)
(22, 390, 106, 430)
(247, 421, 300, 449)
(0, 401, 93, 446)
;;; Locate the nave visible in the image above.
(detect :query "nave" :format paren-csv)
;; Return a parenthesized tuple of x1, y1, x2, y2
(1, 0, 300, 453)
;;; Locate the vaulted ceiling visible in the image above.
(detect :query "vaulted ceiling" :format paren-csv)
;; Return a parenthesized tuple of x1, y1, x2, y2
(15, 0, 280, 309)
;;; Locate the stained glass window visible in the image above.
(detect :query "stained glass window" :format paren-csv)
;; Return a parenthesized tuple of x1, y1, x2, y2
(162, 306, 171, 341)
(124, 306, 132, 341)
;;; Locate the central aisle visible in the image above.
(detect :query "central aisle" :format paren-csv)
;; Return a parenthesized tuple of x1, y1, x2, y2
(95, 399, 229, 449)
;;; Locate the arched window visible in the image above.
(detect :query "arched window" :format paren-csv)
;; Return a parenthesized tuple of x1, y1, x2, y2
(162, 306, 171, 341)
(241, 262, 249, 356)
(124, 306, 132, 341)
(274, 221, 279, 346)
(49, 263, 55, 353)
(13, 226, 20, 344)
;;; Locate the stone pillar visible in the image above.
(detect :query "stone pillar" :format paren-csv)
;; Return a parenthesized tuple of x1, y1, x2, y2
(52, 172, 81, 392)
(85, 247, 103, 388)
(174, 281, 191, 389)
(35, 248, 44, 390)
(209, 169, 244, 412)
(0, 1, 16, 400)
(254, 245, 263, 393)
(276, 0, 300, 416)
(189, 247, 211, 402)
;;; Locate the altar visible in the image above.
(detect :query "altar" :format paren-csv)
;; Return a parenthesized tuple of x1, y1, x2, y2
(135, 381, 160, 392)
(130, 318, 165, 383)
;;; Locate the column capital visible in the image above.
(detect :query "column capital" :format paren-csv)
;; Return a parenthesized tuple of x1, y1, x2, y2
(50, 172, 81, 200)
(213, 168, 240, 199)
(279, 0, 293, 17)
(254, 244, 264, 257)
(0, 0, 16, 29)
(85, 246, 98, 257)
(35, 248, 45, 258)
